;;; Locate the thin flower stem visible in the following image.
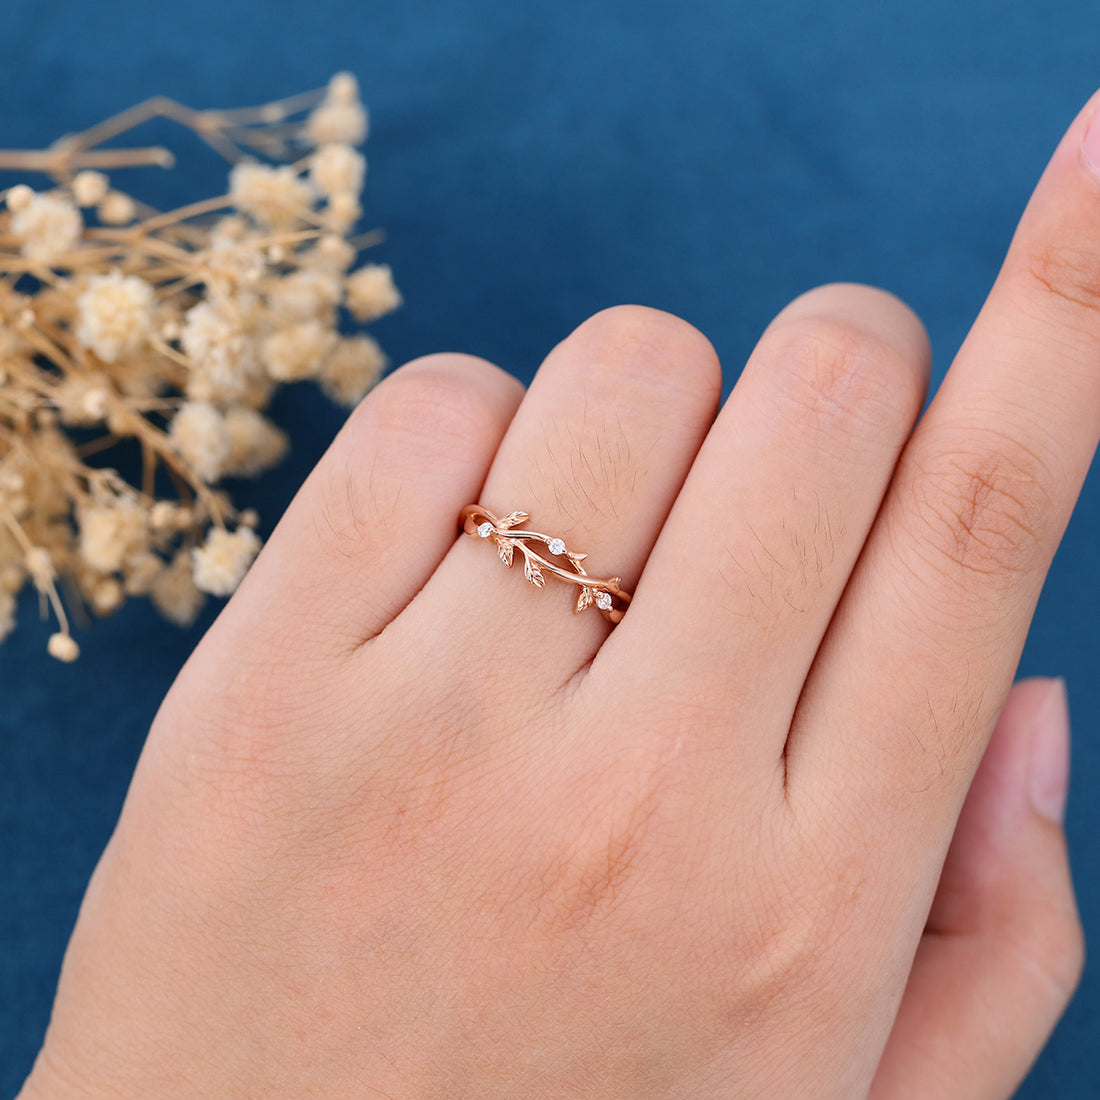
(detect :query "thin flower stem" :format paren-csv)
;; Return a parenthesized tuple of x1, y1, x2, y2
(0, 502, 70, 634)
(75, 433, 122, 459)
(53, 97, 191, 156)
(134, 195, 234, 235)
(13, 326, 82, 375)
(141, 437, 155, 498)
(0, 147, 173, 174)
(147, 335, 192, 369)
(347, 229, 385, 250)
(211, 88, 325, 126)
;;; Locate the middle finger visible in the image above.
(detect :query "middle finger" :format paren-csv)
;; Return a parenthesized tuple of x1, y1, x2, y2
(601, 284, 929, 782)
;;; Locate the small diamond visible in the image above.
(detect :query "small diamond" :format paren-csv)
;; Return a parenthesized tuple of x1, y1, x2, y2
(595, 591, 613, 611)
(477, 522, 493, 538)
(548, 537, 566, 555)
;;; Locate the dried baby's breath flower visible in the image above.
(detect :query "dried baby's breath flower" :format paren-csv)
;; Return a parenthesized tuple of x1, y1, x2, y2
(150, 500, 188, 530)
(267, 269, 342, 322)
(76, 270, 155, 362)
(261, 319, 335, 382)
(0, 75, 398, 659)
(180, 300, 260, 402)
(328, 72, 361, 107)
(71, 170, 109, 208)
(47, 631, 79, 662)
(78, 500, 148, 573)
(169, 401, 232, 483)
(97, 191, 135, 225)
(323, 191, 362, 234)
(306, 234, 356, 274)
(307, 74, 369, 146)
(24, 546, 56, 592)
(90, 577, 124, 615)
(345, 263, 402, 322)
(53, 376, 111, 426)
(310, 143, 366, 198)
(222, 407, 288, 477)
(192, 526, 259, 596)
(229, 162, 314, 230)
(151, 548, 204, 626)
(319, 335, 387, 407)
(11, 191, 82, 263)
(5, 184, 33, 212)
(122, 551, 165, 595)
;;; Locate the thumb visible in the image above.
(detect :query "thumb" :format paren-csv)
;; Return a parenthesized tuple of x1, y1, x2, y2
(870, 677, 1084, 1100)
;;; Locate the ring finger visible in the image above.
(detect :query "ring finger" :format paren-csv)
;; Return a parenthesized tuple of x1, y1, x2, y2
(398, 305, 723, 695)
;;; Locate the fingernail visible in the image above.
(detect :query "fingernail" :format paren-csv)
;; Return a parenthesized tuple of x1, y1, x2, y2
(1082, 102, 1100, 180)
(1029, 678, 1070, 824)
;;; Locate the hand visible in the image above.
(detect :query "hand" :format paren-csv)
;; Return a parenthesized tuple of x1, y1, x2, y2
(21, 93, 1100, 1099)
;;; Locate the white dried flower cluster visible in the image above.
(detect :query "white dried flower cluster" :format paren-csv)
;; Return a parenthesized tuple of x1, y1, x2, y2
(10, 191, 83, 264)
(0, 74, 400, 660)
(229, 163, 315, 231)
(168, 401, 233, 483)
(311, 143, 367, 198)
(191, 526, 260, 596)
(345, 263, 403, 322)
(306, 73, 369, 146)
(76, 270, 155, 362)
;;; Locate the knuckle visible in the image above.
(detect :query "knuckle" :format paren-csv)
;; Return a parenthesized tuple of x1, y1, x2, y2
(568, 305, 722, 406)
(897, 431, 1052, 590)
(1018, 238, 1100, 329)
(367, 361, 493, 450)
(1045, 910, 1087, 1001)
(759, 316, 920, 447)
(1003, 897, 1086, 1007)
(313, 360, 494, 553)
(308, 364, 492, 567)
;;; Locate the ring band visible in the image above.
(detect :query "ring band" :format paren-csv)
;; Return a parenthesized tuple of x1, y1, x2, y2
(460, 505, 632, 623)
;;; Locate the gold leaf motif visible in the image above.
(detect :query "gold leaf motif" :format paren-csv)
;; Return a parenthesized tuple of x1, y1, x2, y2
(567, 551, 588, 562)
(575, 586, 593, 614)
(497, 538, 514, 567)
(524, 555, 545, 588)
(498, 510, 530, 529)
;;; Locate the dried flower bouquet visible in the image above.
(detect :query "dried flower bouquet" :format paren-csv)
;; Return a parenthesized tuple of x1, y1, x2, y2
(0, 73, 401, 660)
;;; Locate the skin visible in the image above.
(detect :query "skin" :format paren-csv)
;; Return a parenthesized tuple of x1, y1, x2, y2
(18, 92, 1100, 1099)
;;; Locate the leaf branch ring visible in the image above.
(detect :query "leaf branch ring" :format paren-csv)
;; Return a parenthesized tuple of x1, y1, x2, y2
(460, 505, 632, 624)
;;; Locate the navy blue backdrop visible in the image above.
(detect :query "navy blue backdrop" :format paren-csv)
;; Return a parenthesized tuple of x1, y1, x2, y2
(1, 0, 1098, 1093)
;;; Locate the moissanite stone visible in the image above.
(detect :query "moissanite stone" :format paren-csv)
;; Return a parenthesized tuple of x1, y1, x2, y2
(595, 591, 613, 611)
(477, 522, 493, 538)
(548, 537, 566, 555)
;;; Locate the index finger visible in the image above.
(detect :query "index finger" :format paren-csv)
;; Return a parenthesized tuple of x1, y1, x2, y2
(789, 92, 1100, 849)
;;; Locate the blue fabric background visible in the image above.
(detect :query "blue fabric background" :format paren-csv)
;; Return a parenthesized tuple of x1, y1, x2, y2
(1, 0, 1098, 1093)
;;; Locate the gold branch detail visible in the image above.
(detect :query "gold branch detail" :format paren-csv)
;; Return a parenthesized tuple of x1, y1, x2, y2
(460, 505, 632, 623)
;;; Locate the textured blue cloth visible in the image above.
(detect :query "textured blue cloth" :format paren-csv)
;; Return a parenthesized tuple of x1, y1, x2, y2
(2, 0, 1099, 1093)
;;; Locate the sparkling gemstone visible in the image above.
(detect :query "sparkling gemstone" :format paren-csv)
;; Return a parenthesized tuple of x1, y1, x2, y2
(548, 537, 566, 555)
(477, 522, 493, 538)
(596, 591, 613, 611)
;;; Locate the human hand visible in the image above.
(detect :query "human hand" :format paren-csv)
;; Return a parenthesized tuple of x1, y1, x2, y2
(21, 93, 1100, 1099)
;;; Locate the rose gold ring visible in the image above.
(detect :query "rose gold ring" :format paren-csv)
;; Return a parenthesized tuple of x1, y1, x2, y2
(460, 504, 632, 624)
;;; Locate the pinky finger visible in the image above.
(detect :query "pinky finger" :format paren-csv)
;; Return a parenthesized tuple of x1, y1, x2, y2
(869, 678, 1085, 1100)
